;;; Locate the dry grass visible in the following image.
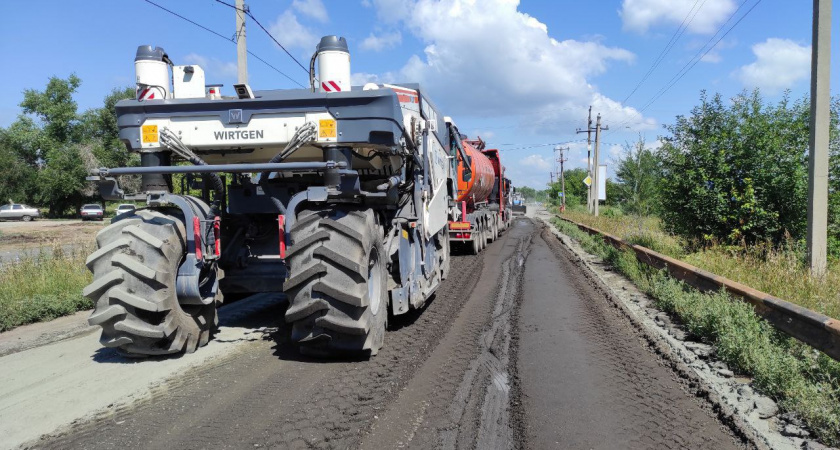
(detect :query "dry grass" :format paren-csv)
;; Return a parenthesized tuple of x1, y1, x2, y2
(558, 207, 840, 320)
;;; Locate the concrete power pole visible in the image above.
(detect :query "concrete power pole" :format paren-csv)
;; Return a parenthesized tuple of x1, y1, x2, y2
(559, 147, 567, 210)
(807, 0, 832, 276)
(576, 106, 594, 212)
(593, 114, 608, 217)
(236, 0, 249, 85)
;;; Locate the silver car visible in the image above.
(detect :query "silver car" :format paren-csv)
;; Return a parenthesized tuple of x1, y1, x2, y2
(115, 204, 136, 216)
(0, 203, 41, 221)
(80, 204, 105, 221)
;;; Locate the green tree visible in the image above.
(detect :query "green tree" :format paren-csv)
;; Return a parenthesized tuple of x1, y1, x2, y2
(614, 136, 662, 215)
(658, 90, 837, 246)
(80, 86, 135, 168)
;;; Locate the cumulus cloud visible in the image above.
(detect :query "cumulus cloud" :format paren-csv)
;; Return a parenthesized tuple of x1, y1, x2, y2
(521, 154, 552, 171)
(620, 0, 736, 35)
(735, 38, 810, 94)
(183, 53, 238, 79)
(365, 0, 413, 23)
(269, 10, 318, 51)
(358, 0, 651, 133)
(292, 0, 328, 22)
(361, 30, 402, 51)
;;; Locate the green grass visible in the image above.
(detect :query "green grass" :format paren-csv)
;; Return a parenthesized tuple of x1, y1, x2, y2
(559, 208, 840, 320)
(0, 243, 94, 332)
(551, 217, 840, 445)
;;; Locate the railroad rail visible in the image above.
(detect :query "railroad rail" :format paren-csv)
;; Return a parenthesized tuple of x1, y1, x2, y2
(558, 216, 840, 361)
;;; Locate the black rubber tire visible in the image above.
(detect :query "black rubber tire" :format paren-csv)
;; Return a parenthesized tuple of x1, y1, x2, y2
(84, 209, 219, 356)
(21, 215, 32, 222)
(284, 208, 387, 357)
(470, 225, 481, 255)
(437, 230, 451, 280)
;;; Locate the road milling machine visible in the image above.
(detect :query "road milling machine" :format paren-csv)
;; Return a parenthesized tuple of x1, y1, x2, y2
(84, 36, 456, 357)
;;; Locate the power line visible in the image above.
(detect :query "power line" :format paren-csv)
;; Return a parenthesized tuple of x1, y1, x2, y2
(214, 0, 310, 75)
(141, 0, 304, 88)
(621, 0, 706, 104)
(605, 0, 761, 135)
(639, 0, 762, 114)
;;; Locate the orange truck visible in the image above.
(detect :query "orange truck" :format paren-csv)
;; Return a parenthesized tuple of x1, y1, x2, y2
(446, 120, 512, 254)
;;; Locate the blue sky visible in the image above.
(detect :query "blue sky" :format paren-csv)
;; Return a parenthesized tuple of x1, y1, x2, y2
(1, 0, 838, 189)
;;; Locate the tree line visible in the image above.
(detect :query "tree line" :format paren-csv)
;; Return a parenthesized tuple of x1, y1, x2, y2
(549, 90, 840, 252)
(0, 75, 136, 216)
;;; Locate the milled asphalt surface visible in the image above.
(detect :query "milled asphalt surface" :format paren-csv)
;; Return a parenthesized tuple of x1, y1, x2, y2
(515, 225, 741, 449)
(1, 217, 745, 449)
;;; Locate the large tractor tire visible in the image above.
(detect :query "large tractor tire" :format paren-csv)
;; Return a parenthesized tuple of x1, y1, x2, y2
(284, 208, 387, 357)
(84, 209, 219, 356)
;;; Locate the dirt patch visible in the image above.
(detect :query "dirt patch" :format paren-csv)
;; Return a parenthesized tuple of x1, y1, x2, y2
(0, 221, 101, 253)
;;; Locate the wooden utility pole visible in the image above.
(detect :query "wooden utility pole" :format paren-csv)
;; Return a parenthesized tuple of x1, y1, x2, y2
(576, 106, 594, 212)
(807, 0, 831, 276)
(235, 0, 249, 84)
(592, 114, 608, 217)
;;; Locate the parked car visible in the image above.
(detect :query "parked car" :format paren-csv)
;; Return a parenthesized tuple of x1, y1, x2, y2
(80, 204, 105, 221)
(0, 203, 40, 222)
(115, 204, 136, 216)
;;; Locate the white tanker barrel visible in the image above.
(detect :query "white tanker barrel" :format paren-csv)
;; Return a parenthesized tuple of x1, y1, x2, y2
(316, 36, 350, 93)
(135, 45, 171, 101)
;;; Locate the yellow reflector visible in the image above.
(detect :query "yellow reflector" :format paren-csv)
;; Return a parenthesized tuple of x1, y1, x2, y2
(141, 124, 158, 144)
(319, 119, 337, 138)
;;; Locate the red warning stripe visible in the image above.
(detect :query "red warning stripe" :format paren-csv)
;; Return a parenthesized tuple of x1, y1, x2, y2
(321, 81, 341, 92)
(137, 88, 156, 100)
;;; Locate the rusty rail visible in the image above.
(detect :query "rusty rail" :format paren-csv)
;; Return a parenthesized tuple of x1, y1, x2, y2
(558, 217, 840, 361)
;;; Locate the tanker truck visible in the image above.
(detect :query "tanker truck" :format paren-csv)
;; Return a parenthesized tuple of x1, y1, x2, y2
(445, 121, 511, 255)
(83, 36, 455, 357)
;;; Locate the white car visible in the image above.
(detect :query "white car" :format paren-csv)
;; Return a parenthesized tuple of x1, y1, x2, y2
(0, 204, 41, 221)
(115, 204, 136, 216)
(80, 204, 105, 221)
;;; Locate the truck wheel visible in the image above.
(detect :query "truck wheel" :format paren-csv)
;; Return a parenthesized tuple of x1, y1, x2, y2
(437, 230, 450, 280)
(284, 208, 387, 357)
(84, 209, 219, 356)
(470, 231, 480, 255)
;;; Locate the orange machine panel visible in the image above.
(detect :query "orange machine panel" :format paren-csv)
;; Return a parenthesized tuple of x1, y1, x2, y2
(456, 139, 495, 205)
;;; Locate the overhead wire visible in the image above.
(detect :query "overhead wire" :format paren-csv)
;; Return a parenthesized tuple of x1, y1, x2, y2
(604, 0, 761, 136)
(214, 0, 311, 75)
(620, 0, 706, 104)
(141, 0, 305, 88)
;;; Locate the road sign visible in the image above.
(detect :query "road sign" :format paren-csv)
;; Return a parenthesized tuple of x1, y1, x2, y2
(583, 175, 592, 187)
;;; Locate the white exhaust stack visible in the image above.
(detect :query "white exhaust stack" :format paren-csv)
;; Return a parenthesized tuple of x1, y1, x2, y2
(135, 45, 171, 101)
(316, 36, 350, 93)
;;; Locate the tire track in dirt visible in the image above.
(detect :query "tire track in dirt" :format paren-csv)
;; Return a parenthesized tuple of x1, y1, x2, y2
(43, 245, 487, 449)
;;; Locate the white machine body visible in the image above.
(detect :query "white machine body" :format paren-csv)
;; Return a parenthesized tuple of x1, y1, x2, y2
(173, 65, 206, 99)
(315, 36, 351, 93)
(135, 45, 171, 101)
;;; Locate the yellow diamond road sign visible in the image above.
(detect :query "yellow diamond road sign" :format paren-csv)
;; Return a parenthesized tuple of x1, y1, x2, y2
(583, 175, 592, 187)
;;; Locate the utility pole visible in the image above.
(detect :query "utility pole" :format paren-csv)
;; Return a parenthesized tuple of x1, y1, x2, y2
(576, 106, 594, 212)
(592, 114, 608, 217)
(235, 0, 249, 84)
(558, 146, 568, 210)
(807, 0, 831, 276)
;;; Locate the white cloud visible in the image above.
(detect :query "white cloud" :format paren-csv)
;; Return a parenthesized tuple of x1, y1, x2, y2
(521, 154, 552, 171)
(620, 0, 736, 35)
(269, 10, 318, 51)
(359, 0, 650, 133)
(183, 53, 238, 79)
(361, 30, 402, 51)
(735, 38, 810, 94)
(366, 0, 413, 23)
(292, 0, 328, 23)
